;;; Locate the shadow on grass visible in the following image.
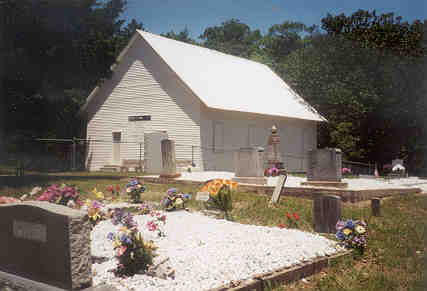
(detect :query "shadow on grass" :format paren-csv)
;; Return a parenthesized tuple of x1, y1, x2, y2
(0, 174, 126, 190)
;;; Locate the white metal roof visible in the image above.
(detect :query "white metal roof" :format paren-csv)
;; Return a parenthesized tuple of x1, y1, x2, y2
(137, 30, 325, 122)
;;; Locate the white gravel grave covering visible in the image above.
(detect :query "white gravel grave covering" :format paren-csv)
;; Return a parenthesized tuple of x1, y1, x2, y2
(91, 211, 343, 291)
(144, 171, 427, 192)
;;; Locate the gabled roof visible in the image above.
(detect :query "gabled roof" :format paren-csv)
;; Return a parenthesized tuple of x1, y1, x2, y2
(80, 30, 326, 122)
(137, 31, 325, 122)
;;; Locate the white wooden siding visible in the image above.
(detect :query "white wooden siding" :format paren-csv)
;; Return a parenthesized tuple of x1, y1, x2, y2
(199, 107, 317, 172)
(86, 36, 202, 171)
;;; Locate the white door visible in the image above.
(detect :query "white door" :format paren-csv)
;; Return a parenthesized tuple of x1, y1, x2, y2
(112, 132, 121, 165)
(144, 131, 168, 174)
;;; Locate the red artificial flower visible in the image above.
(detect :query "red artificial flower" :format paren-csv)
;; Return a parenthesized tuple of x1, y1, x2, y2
(293, 212, 299, 221)
(278, 223, 285, 229)
(286, 212, 291, 219)
(116, 185, 120, 192)
(107, 185, 113, 192)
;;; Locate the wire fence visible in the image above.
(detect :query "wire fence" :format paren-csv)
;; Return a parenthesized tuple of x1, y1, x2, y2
(1, 137, 374, 176)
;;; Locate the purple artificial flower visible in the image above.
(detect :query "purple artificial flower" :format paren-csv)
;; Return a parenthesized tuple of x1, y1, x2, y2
(336, 220, 345, 231)
(107, 232, 115, 240)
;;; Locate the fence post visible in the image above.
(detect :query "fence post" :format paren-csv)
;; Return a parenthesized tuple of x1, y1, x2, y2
(139, 142, 142, 170)
(191, 145, 194, 167)
(71, 138, 76, 171)
(371, 197, 381, 216)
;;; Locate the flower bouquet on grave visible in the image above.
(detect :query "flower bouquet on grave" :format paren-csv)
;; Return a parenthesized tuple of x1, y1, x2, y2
(285, 211, 300, 228)
(85, 200, 109, 227)
(37, 184, 83, 208)
(342, 167, 352, 176)
(110, 208, 137, 229)
(107, 184, 121, 199)
(107, 226, 157, 277)
(126, 178, 146, 204)
(146, 210, 167, 237)
(265, 167, 279, 177)
(202, 179, 237, 220)
(336, 219, 368, 254)
(161, 188, 191, 211)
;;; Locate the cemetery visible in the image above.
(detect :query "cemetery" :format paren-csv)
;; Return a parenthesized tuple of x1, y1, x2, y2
(0, 129, 426, 291)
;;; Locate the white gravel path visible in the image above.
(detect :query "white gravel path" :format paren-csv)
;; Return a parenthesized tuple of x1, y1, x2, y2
(143, 172, 427, 192)
(91, 211, 343, 291)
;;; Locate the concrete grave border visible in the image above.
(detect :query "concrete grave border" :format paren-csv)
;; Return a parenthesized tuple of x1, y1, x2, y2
(208, 250, 352, 291)
(139, 176, 422, 203)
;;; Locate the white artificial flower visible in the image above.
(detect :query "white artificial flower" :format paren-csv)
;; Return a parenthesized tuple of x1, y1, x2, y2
(67, 200, 76, 208)
(30, 186, 42, 196)
(20, 194, 28, 201)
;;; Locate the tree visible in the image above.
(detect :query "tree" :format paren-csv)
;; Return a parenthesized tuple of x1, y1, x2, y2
(199, 19, 262, 58)
(162, 28, 198, 45)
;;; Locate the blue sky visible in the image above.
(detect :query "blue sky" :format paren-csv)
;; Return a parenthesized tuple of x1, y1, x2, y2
(122, 0, 426, 40)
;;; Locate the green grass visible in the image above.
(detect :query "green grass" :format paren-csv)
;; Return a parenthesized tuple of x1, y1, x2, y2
(1, 173, 426, 291)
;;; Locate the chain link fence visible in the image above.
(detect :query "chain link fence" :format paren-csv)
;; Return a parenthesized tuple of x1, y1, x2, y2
(1, 137, 374, 176)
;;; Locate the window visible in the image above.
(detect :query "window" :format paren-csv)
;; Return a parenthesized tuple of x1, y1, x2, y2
(213, 121, 224, 152)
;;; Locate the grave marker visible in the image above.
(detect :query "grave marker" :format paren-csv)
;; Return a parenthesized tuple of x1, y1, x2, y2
(314, 195, 342, 233)
(0, 201, 92, 290)
(269, 174, 287, 205)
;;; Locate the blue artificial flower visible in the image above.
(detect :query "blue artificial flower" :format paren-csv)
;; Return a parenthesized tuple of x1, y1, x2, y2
(167, 188, 177, 195)
(345, 220, 355, 229)
(141, 185, 146, 192)
(107, 232, 115, 240)
(336, 230, 345, 241)
(184, 193, 191, 200)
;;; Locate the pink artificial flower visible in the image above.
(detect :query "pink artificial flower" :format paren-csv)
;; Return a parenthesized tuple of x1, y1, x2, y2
(117, 245, 127, 257)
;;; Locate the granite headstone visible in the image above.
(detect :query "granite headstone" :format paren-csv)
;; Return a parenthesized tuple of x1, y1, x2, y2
(307, 148, 342, 182)
(0, 201, 92, 290)
(233, 147, 264, 177)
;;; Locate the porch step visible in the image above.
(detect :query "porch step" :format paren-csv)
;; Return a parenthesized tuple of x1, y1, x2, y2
(99, 165, 121, 172)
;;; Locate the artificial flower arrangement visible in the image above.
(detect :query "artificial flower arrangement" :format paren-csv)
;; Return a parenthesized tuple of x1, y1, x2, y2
(107, 226, 157, 277)
(107, 208, 164, 277)
(286, 211, 300, 228)
(107, 184, 121, 197)
(146, 210, 167, 237)
(126, 178, 146, 203)
(264, 167, 279, 177)
(37, 184, 83, 208)
(336, 219, 368, 254)
(200, 179, 237, 220)
(161, 188, 191, 211)
(342, 167, 352, 176)
(83, 200, 109, 227)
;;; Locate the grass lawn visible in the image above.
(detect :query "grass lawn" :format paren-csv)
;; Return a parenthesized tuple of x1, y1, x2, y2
(1, 172, 426, 290)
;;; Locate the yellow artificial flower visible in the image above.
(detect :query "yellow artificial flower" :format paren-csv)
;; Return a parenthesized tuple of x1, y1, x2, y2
(85, 199, 92, 206)
(113, 240, 121, 248)
(224, 180, 231, 186)
(343, 228, 352, 236)
(175, 198, 183, 205)
(231, 182, 238, 190)
(355, 225, 366, 234)
(92, 188, 104, 200)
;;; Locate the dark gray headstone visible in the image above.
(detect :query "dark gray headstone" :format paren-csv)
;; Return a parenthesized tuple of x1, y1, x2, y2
(233, 147, 264, 177)
(307, 148, 342, 182)
(0, 202, 92, 290)
(314, 195, 342, 233)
